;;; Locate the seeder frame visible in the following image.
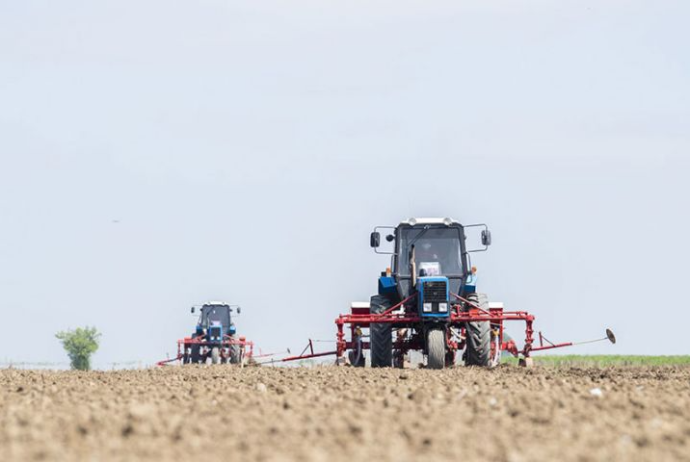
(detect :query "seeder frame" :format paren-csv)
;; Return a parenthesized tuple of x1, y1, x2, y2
(277, 292, 575, 367)
(157, 335, 254, 366)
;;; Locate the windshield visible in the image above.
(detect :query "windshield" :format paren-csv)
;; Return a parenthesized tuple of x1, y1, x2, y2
(397, 226, 464, 276)
(200, 305, 231, 328)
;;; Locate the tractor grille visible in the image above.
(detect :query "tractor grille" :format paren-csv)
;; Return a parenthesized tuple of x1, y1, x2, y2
(209, 326, 222, 342)
(423, 281, 447, 303)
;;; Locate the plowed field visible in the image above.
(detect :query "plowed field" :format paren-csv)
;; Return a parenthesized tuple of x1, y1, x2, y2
(1, 365, 688, 461)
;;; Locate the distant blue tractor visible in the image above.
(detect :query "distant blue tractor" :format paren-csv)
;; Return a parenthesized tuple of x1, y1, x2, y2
(183, 302, 243, 365)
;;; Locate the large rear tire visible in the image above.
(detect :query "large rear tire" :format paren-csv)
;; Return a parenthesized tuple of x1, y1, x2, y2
(190, 345, 201, 364)
(370, 295, 393, 368)
(427, 328, 446, 369)
(465, 293, 492, 367)
(229, 344, 241, 364)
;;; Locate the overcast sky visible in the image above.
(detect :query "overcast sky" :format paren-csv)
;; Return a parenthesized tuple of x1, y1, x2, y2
(1, 1, 688, 367)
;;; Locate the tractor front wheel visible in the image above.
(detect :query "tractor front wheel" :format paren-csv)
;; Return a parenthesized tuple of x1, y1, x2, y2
(211, 347, 221, 365)
(370, 295, 393, 368)
(427, 328, 446, 369)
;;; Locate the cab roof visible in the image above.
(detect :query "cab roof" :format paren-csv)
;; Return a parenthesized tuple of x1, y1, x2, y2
(398, 217, 460, 227)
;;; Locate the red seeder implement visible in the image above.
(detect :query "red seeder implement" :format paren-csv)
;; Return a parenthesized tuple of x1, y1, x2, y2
(267, 292, 615, 367)
(157, 335, 255, 366)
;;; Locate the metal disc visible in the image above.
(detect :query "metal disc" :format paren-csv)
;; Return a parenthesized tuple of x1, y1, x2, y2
(606, 328, 616, 344)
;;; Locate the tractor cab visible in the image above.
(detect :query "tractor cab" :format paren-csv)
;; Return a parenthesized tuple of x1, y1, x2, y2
(370, 218, 491, 318)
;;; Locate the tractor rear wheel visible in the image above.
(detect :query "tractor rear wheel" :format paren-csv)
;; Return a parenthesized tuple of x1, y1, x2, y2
(427, 328, 446, 369)
(370, 295, 392, 368)
(211, 347, 221, 364)
(229, 344, 241, 364)
(190, 345, 201, 364)
(465, 293, 492, 367)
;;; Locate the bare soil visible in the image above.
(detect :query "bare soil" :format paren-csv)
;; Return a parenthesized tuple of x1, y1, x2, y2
(1, 365, 689, 461)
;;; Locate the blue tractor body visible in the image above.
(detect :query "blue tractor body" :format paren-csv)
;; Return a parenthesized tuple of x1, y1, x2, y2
(377, 269, 479, 306)
(194, 303, 237, 341)
(184, 302, 243, 365)
(364, 217, 493, 369)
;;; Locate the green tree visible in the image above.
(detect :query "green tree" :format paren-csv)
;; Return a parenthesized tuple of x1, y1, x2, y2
(55, 327, 101, 371)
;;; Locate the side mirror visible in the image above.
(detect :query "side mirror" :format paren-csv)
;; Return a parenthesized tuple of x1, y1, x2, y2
(481, 230, 492, 246)
(370, 232, 381, 248)
(237, 307, 241, 314)
(191, 306, 195, 314)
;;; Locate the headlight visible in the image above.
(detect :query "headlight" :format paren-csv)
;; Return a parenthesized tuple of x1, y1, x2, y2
(439, 303, 448, 312)
(423, 303, 432, 312)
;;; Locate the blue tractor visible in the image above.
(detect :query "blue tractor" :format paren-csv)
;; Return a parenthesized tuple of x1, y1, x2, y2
(183, 302, 243, 365)
(360, 217, 494, 369)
